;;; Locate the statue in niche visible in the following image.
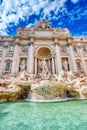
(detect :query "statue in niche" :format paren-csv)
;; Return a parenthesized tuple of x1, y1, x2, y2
(19, 59, 26, 72)
(39, 59, 51, 79)
(62, 59, 69, 71)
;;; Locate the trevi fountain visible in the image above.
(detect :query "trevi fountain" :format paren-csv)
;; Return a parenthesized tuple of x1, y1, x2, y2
(0, 61, 87, 130)
(0, 19, 87, 130)
(0, 58, 87, 102)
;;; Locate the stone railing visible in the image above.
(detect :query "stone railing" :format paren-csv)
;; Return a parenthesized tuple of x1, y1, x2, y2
(19, 52, 28, 56)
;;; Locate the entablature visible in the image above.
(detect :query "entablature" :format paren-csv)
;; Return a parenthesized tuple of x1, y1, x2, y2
(0, 36, 15, 42)
(73, 37, 87, 42)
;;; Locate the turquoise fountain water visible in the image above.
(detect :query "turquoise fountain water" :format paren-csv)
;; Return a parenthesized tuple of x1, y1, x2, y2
(0, 100, 87, 130)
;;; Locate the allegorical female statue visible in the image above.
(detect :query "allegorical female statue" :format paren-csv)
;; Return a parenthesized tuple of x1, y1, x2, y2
(20, 59, 26, 72)
(62, 59, 69, 71)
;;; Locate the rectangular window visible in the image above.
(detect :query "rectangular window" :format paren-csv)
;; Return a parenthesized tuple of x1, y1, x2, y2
(5, 62, 11, 71)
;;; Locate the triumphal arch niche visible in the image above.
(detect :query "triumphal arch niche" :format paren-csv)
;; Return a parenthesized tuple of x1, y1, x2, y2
(0, 19, 87, 77)
(35, 47, 55, 75)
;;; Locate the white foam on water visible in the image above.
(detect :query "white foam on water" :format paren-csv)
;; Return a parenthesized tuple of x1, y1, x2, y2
(25, 98, 79, 103)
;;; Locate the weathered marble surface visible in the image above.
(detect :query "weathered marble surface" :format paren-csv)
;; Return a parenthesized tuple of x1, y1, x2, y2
(0, 71, 30, 101)
(0, 71, 87, 101)
(27, 71, 87, 100)
(28, 78, 87, 100)
(28, 80, 67, 100)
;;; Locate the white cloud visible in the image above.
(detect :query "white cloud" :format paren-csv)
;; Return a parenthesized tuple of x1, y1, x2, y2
(71, 0, 79, 3)
(0, 0, 68, 35)
(26, 23, 35, 27)
(0, 0, 86, 36)
(42, 0, 67, 17)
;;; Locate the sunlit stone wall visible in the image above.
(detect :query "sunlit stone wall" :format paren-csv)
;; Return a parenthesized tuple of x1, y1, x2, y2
(0, 19, 87, 76)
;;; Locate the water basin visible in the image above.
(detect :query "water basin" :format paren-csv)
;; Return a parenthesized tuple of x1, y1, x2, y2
(0, 100, 87, 130)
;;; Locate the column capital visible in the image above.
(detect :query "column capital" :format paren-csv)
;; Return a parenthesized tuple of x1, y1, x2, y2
(66, 42, 72, 47)
(34, 54, 37, 58)
(54, 39, 60, 46)
(77, 43, 82, 49)
(28, 39, 34, 46)
(15, 39, 21, 46)
(15, 42, 21, 46)
(51, 54, 55, 58)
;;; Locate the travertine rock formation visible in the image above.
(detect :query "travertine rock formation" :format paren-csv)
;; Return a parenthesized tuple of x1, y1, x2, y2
(0, 71, 87, 102)
(28, 80, 67, 100)
(0, 72, 30, 101)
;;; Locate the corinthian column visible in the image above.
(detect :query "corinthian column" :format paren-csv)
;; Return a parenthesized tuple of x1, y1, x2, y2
(1, 45, 7, 75)
(52, 56, 55, 74)
(11, 39, 20, 74)
(35, 56, 37, 75)
(54, 40, 62, 74)
(67, 43, 77, 73)
(27, 39, 34, 74)
(78, 46, 87, 74)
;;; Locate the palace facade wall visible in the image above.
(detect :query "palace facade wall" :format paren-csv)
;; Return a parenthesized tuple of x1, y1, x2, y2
(0, 19, 87, 77)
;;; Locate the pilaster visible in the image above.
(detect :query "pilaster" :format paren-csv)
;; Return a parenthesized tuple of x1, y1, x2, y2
(35, 56, 37, 75)
(27, 39, 34, 74)
(11, 39, 20, 74)
(78, 45, 87, 74)
(1, 45, 7, 75)
(52, 55, 55, 74)
(67, 43, 77, 73)
(54, 39, 62, 74)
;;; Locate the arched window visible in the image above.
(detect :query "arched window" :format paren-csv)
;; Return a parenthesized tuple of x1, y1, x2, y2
(76, 59, 82, 70)
(5, 60, 12, 71)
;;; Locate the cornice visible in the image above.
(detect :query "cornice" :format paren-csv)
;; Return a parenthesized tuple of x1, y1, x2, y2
(72, 41, 87, 44)
(0, 36, 15, 42)
(54, 36, 66, 40)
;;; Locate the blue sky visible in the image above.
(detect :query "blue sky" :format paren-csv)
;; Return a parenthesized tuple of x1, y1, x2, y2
(0, 0, 87, 36)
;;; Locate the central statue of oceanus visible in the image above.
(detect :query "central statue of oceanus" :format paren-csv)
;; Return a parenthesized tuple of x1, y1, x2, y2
(39, 59, 51, 79)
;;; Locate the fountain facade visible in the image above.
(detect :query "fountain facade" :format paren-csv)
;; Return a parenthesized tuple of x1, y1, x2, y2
(0, 19, 87, 101)
(0, 19, 87, 77)
(0, 67, 87, 101)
